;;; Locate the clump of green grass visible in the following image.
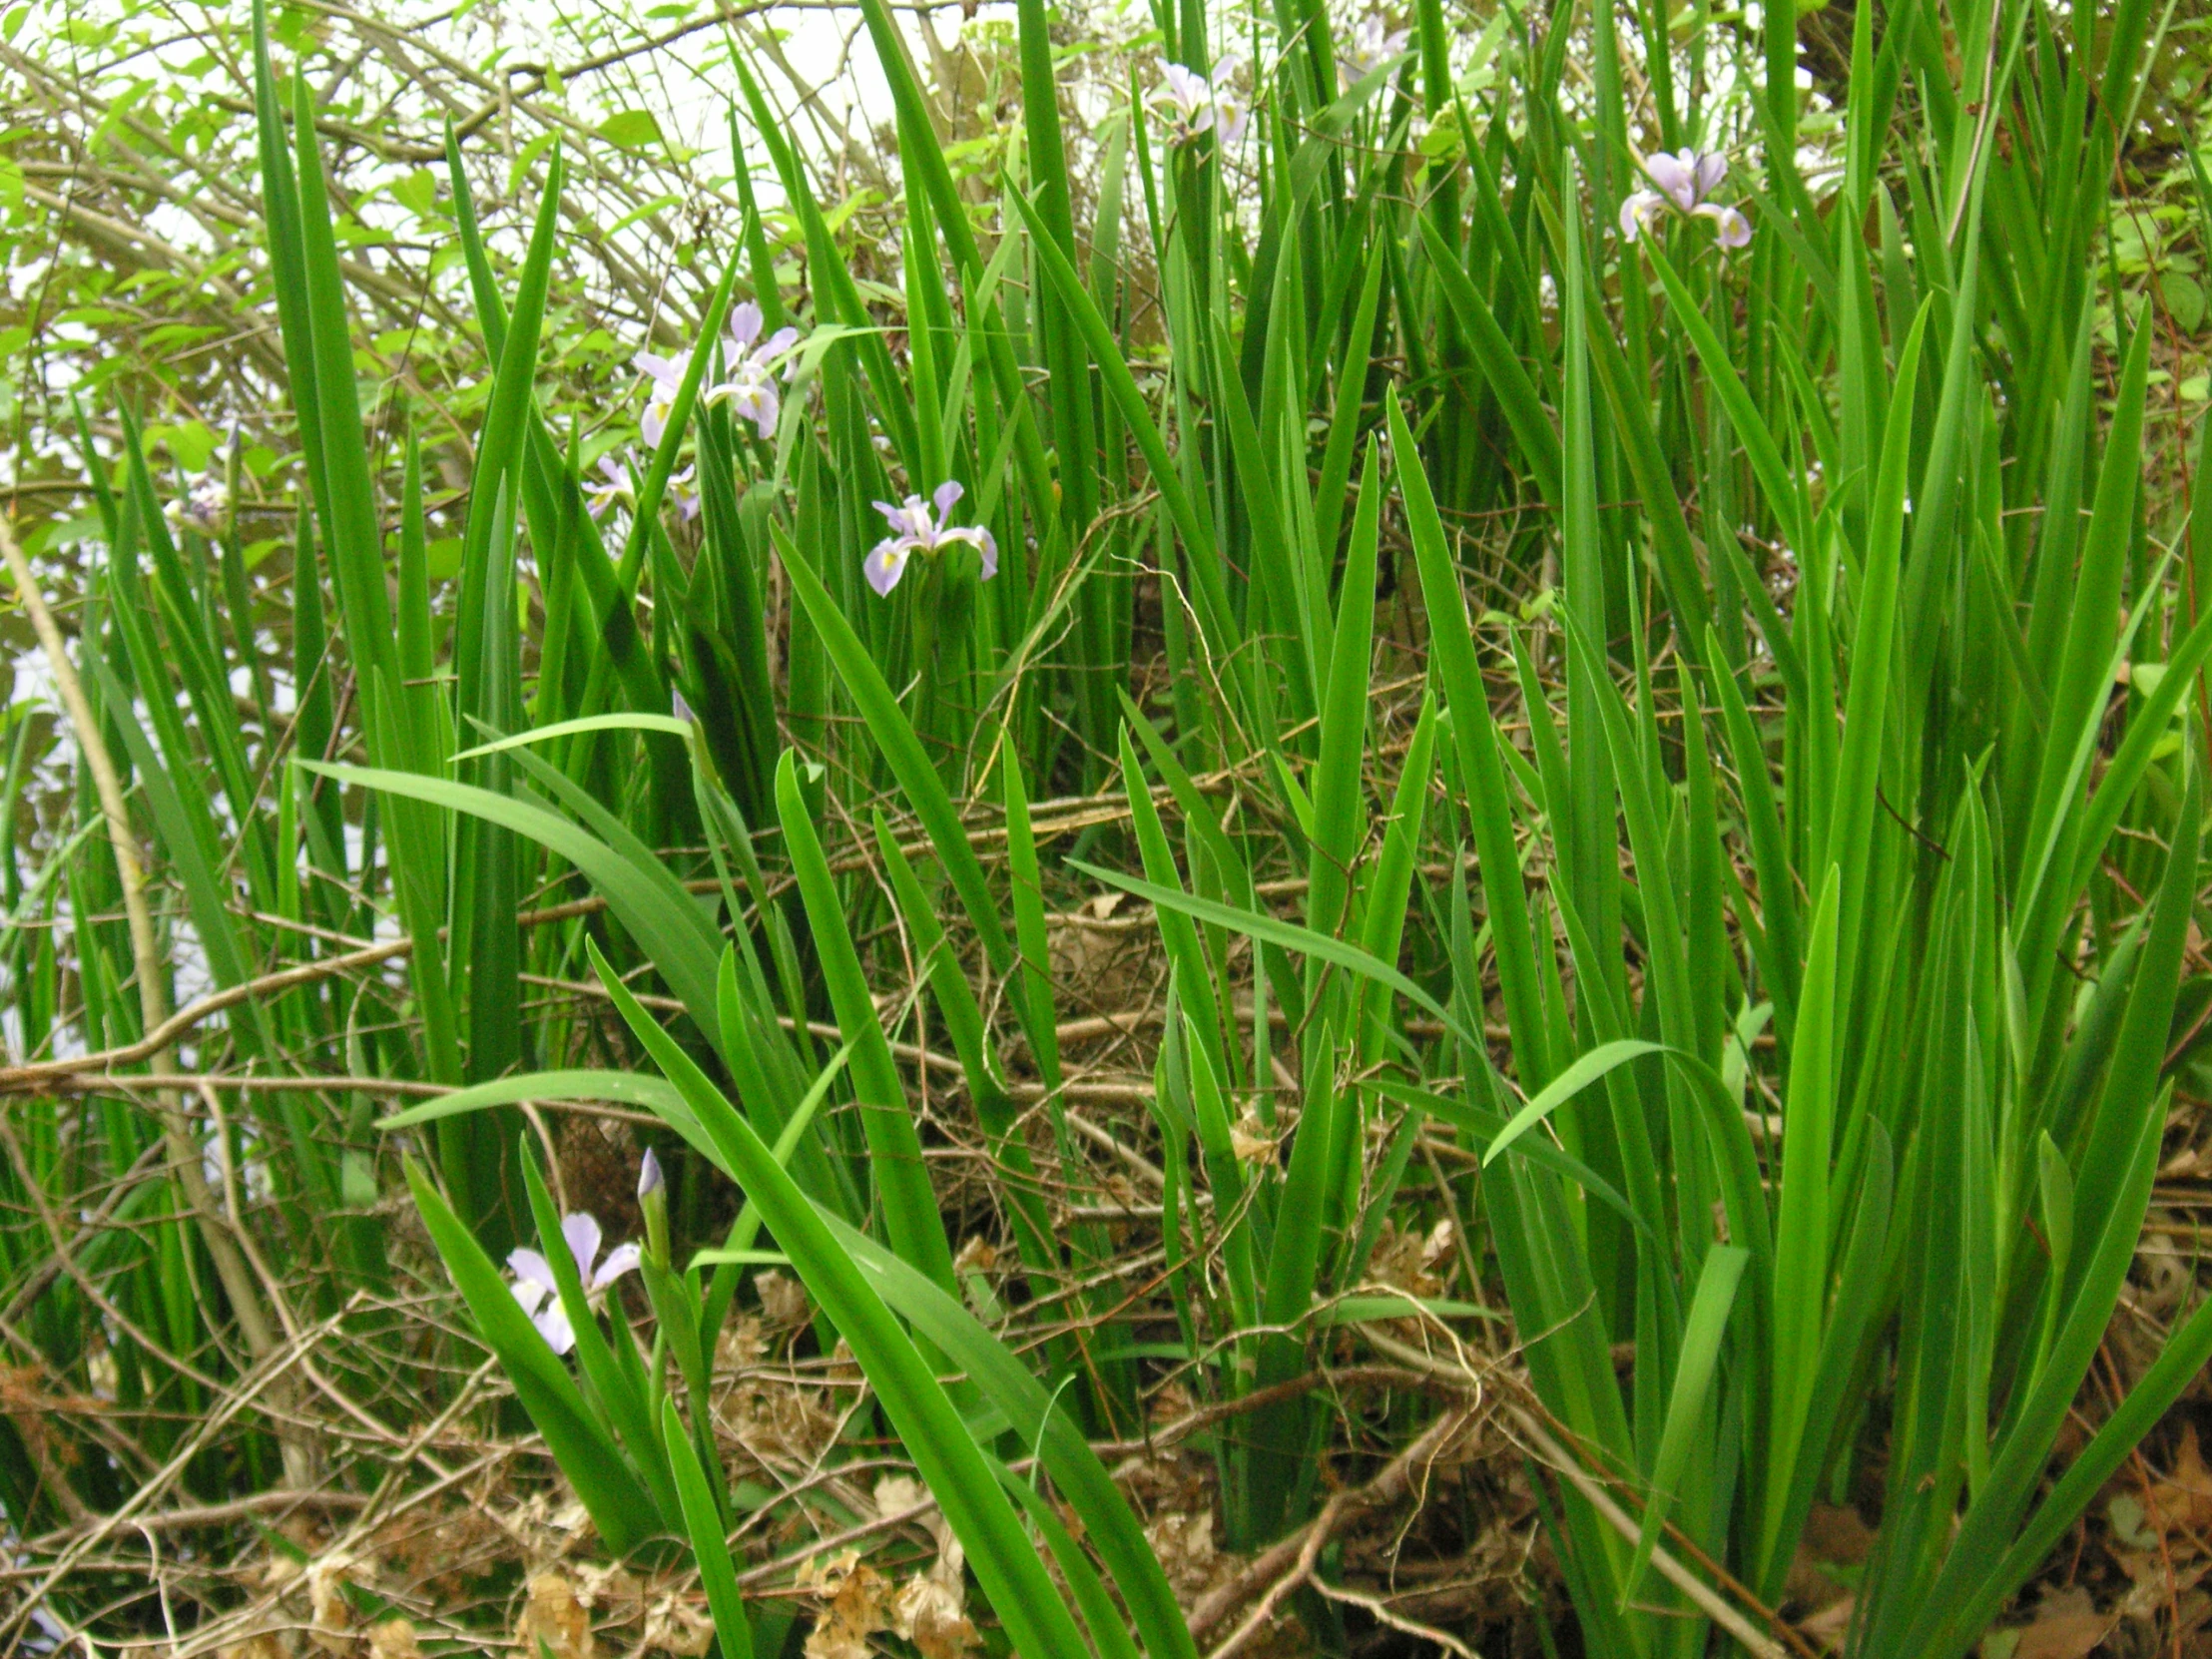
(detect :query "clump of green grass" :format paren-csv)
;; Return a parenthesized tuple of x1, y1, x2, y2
(4, 0, 2211, 1651)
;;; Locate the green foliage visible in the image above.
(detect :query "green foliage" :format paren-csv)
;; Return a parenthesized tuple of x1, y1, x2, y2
(5, 0, 2212, 1653)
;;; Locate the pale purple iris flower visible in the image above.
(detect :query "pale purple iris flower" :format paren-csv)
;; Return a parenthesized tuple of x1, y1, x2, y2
(507, 1213, 642, 1357)
(587, 455, 633, 520)
(1619, 190, 1669, 241)
(1340, 15, 1410, 82)
(705, 302, 802, 440)
(670, 464, 701, 523)
(1645, 148, 1728, 210)
(1619, 149, 1750, 249)
(864, 481, 998, 597)
(1155, 58, 1248, 149)
(634, 349, 687, 447)
(590, 451, 698, 522)
(166, 475, 231, 539)
(1696, 200, 1754, 249)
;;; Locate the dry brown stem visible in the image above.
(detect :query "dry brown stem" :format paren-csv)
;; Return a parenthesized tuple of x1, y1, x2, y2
(0, 511, 312, 1487)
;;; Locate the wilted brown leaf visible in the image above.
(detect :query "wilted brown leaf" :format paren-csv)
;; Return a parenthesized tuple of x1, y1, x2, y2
(516, 1571, 596, 1659)
(2145, 1423, 2212, 1544)
(571, 1562, 644, 1620)
(798, 1550, 895, 1659)
(307, 1555, 361, 1656)
(718, 1315, 768, 1372)
(641, 1593, 715, 1657)
(1230, 1109, 1274, 1167)
(1146, 1511, 1241, 1606)
(952, 1239, 1000, 1279)
(1147, 1382, 1196, 1429)
(869, 1475, 976, 1659)
(893, 1572, 977, 1659)
(1369, 1220, 1444, 1300)
(756, 1270, 811, 1329)
(728, 1376, 840, 1467)
(1995, 1587, 2116, 1659)
(873, 1476, 928, 1522)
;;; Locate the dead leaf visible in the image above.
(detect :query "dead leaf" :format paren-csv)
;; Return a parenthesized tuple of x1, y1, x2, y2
(1048, 898, 1147, 1015)
(1146, 1511, 1240, 1605)
(368, 1621, 422, 1659)
(1147, 1382, 1195, 1429)
(307, 1555, 360, 1656)
(1368, 1220, 1443, 1300)
(2145, 1423, 2212, 1543)
(2114, 1545, 2211, 1619)
(1230, 1109, 1274, 1167)
(798, 1551, 895, 1659)
(718, 1315, 767, 1372)
(641, 1594, 715, 1657)
(952, 1239, 999, 1279)
(729, 1375, 840, 1467)
(893, 1573, 977, 1659)
(517, 1571, 596, 1659)
(2005, 1587, 2116, 1659)
(756, 1270, 811, 1329)
(891, 1476, 978, 1659)
(375, 1506, 505, 1599)
(874, 1475, 928, 1522)
(1800, 1596, 1854, 1652)
(258, 1552, 305, 1592)
(1419, 1220, 1456, 1276)
(572, 1562, 646, 1627)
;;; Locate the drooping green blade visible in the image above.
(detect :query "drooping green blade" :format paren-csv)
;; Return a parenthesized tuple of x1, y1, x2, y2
(663, 1395, 755, 1659)
(821, 1217, 1200, 1659)
(1623, 1245, 1748, 1601)
(377, 1071, 696, 1133)
(1069, 859, 1473, 1048)
(587, 944, 1100, 1659)
(303, 762, 723, 1038)
(1483, 1040, 1666, 1165)
(403, 1161, 661, 1552)
(773, 527, 1014, 976)
(774, 754, 956, 1296)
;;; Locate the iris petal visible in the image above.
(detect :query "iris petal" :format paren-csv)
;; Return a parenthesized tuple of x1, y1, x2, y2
(592, 1242, 643, 1292)
(508, 1247, 560, 1294)
(865, 542, 909, 596)
(536, 1303, 576, 1356)
(1644, 151, 1695, 209)
(562, 1212, 603, 1279)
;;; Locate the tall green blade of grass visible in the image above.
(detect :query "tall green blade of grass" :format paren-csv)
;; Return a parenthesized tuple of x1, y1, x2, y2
(591, 944, 1116, 1659)
(773, 754, 956, 1296)
(1390, 385, 1552, 1089)
(405, 1161, 663, 1552)
(304, 761, 724, 1041)
(1757, 869, 1840, 1586)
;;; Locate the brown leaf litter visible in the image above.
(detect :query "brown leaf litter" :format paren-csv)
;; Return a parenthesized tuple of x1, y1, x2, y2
(790, 1475, 983, 1659)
